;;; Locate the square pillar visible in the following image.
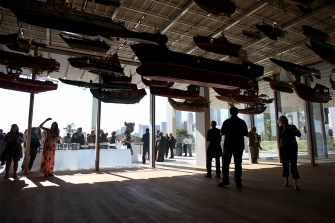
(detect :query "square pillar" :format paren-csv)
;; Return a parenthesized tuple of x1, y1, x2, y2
(167, 103, 176, 136)
(195, 87, 210, 166)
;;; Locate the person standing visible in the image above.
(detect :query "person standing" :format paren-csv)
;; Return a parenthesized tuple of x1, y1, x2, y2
(87, 129, 96, 144)
(110, 131, 117, 149)
(278, 115, 302, 191)
(182, 135, 193, 157)
(63, 132, 71, 144)
(71, 127, 85, 145)
(155, 130, 160, 161)
(39, 118, 59, 177)
(182, 136, 188, 156)
(157, 132, 165, 162)
(122, 131, 133, 155)
(100, 130, 108, 143)
(247, 127, 261, 164)
(2, 124, 23, 179)
(218, 107, 248, 188)
(21, 127, 41, 172)
(164, 133, 170, 158)
(205, 121, 222, 178)
(0, 129, 5, 165)
(141, 128, 150, 164)
(168, 133, 175, 158)
(328, 128, 333, 140)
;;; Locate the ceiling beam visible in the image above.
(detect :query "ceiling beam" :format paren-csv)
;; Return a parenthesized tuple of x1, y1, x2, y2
(160, 1, 195, 34)
(243, 0, 335, 50)
(187, 1, 268, 54)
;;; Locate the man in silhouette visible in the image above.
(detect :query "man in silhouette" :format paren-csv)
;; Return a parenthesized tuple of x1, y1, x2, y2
(205, 121, 222, 178)
(218, 106, 248, 188)
(141, 128, 150, 164)
(168, 133, 175, 158)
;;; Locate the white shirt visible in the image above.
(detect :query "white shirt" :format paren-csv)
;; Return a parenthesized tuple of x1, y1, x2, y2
(183, 137, 192, 145)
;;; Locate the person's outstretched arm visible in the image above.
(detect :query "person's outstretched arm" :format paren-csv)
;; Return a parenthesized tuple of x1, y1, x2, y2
(39, 118, 51, 131)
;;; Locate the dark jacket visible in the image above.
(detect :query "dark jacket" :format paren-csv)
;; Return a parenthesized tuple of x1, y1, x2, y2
(279, 124, 301, 151)
(207, 128, 222, 158)
(30, 132, 41, 151)
(158, 136, 165, 151)
(168, 136, 176, 148)
(110, 135, 116, 144)
(70, 132, 85, 145)
(221, 116, 248, 150)
(142, 133, 149, 149)
(2, 132, 23, 160)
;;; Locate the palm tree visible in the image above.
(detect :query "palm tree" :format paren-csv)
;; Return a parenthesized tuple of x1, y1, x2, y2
(63, 123, 76, 134)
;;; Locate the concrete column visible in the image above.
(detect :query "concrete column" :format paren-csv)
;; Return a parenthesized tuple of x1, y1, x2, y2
(91, 97, 98, 130)
(167, 102, 176, 136)
(195, 87, 210, 166)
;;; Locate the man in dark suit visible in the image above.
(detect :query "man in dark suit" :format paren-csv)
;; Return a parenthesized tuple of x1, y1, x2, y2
(168, 133, 175, 158)
(141, 128, 150, 164)
(205, 121, 222, 178)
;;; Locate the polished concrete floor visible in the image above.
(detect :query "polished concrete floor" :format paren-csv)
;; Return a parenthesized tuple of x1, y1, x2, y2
(0, 156, 334, 223)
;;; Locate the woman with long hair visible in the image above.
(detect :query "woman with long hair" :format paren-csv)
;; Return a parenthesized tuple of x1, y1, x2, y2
(39, 118, 59, 177)
(2, 124, 23, 179)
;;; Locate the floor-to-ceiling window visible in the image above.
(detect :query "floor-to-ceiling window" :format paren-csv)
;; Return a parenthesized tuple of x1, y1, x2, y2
(253, 80, 278, 162)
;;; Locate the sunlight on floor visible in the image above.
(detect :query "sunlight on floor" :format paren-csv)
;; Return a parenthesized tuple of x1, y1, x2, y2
(54, 166, 203, 184)
(22, 177, 38, 189)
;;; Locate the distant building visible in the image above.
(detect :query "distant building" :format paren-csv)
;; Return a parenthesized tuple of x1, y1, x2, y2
(176, 110, 182, 128)
(210, 108, 222, 125)
(182, 121, 187, 130)
(161, 122, 167, 133)
(187, 112, 194, 134)
(138, 124, 149, 137)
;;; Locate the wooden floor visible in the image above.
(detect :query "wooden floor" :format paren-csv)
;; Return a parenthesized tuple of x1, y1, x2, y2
(0, 158, 334, 223)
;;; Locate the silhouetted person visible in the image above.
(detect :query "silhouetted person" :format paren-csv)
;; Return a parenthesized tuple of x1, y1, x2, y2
(110, 131, 116, 149)
(21, 127, 41, 171)
(218, 107, 248, 188)
(71, 127, 85, 145)
(100, 130, 108, 143)
(87, 129, 96, 144)
(168, 133, 175, 158)
(157, 132, 165, 162)
(63, 132, 71, 143)
(141, 128, 150, 164)
(155, 130, 160, 161)
(328, 128, 333, 140)
(205, 121, 222, 178)
(164, 133, 170, 158)
(278, 115, 302, 191)
(2, 124, 23, 179)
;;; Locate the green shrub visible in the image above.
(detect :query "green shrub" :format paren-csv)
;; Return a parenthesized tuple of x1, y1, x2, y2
(297, 140, 307, 152)
(326, 140, 335, 151)
(260, 140, 309, 152)
(259, 140, 277, 151)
